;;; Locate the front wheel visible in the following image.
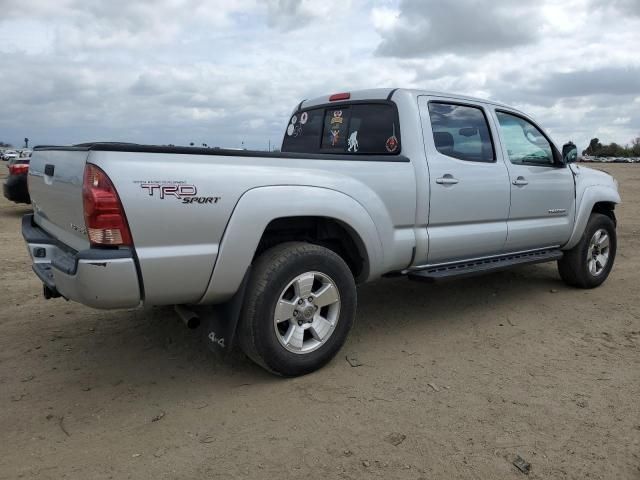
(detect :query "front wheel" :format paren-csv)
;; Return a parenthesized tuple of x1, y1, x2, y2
(558, 213, 617, 288)
(238, 242, 357, 376)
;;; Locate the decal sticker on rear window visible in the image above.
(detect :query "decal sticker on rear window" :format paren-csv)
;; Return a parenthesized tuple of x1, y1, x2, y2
(322, 108, 350, 150)
(347, 130, 359, 152)
(385, 124, 399, 153)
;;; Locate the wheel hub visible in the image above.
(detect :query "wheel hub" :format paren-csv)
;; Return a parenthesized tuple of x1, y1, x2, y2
(300, 304, 315, 322)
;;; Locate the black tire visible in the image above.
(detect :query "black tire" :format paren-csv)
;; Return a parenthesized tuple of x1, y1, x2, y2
(238, 242, 357, 376)
(558, 213, 617, 288)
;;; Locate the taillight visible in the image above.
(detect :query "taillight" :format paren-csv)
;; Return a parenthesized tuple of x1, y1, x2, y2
(9, 164, 29, 175)
(82, 164, 133, 246)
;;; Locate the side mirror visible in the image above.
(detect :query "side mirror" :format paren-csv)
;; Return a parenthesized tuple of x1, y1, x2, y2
(562, 143, 578, 164)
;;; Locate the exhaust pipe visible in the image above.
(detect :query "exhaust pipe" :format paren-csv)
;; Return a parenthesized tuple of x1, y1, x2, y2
(43, 284, 61, 299)
(174, 305, 200, 329)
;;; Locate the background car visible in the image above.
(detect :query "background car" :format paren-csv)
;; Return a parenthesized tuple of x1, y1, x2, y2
(3, 157, 30, 204)
(2, 150, 18, 161)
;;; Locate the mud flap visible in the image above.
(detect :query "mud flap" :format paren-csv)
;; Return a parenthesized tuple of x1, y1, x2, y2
(197, 267, 251, 359)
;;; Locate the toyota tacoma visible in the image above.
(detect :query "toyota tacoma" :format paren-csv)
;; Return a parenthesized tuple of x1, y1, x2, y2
(22, 88, 621, 376)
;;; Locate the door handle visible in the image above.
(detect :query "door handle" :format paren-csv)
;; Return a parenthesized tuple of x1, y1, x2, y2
(436, 174, 459, 185)
(512, 176, 528, 186)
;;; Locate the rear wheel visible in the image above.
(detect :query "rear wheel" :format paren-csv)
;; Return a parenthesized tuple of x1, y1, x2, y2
(558, 213, 616, 288)
(238, 242, 357, 376)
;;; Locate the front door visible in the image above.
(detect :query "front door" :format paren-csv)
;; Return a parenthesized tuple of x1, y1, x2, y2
(492, 110, 575, 251)
(419, 98, 511, 264)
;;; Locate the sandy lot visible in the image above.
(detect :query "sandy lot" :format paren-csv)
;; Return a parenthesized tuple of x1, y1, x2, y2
(0, 163, 638, 479)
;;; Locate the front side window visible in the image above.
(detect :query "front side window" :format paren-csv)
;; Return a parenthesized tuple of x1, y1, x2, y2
(496, 112, 554, 166)
(282, 103, 401, 155)
(428, 102, 495, 163)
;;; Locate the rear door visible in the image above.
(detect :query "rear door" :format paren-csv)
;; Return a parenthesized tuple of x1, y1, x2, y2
(491, 110, 575, 251)
(418, 97, 511, 264)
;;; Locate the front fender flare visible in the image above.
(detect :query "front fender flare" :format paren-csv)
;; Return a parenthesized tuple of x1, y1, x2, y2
(198, 186, 383, 304)
(563, 185, 621, 250)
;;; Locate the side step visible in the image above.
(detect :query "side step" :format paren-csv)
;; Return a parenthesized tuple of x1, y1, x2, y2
(408, 249, 563, 283)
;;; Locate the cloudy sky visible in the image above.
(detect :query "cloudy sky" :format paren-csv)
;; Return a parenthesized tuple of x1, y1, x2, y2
(1, 0, 639, 151)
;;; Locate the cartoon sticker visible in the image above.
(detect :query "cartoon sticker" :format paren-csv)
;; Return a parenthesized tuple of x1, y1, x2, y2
(293, 123, 303, 137)
(330, 129, 340, 146)
(300, 112, 308, 124)
(330, 110, 343, 125)
(291, 115, 297, 125)
(347, 130, 359, 152)
(287, 123, 295, 136)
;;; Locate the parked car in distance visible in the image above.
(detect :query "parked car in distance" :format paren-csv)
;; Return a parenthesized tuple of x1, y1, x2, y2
(3, 157, 31, 204)
(21, 88, 621, 376)
(2, 150, 18, 161)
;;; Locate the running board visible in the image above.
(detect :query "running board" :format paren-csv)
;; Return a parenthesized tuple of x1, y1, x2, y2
(407, 249, 563, 283)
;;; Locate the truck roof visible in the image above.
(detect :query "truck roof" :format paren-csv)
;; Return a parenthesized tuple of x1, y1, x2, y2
(301, 88, 518, 112)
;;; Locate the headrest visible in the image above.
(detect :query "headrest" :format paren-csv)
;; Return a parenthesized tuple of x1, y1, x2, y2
(434, 131, 454, 150)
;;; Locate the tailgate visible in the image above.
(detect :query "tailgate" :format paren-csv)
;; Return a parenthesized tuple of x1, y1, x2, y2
(28, 148, 91, 251)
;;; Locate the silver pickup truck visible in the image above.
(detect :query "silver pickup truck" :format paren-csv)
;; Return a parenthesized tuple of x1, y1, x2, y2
(22, 88, 621, 376)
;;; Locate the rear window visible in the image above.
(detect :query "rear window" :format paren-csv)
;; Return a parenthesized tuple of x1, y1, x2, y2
(282, 103, 401, 155)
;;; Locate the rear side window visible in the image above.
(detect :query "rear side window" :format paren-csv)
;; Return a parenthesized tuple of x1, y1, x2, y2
(282, 103, 401, 155)
(428, 102, 495, 163)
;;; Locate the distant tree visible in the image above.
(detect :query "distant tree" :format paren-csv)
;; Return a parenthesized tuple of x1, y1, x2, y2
(0, 141, 13, 148)
(583, 135, 640, 158)
(189, 142, 194, 146)
(583, 138, 602, 156)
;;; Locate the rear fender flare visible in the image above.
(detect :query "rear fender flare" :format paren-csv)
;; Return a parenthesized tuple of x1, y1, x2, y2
(198, 186, 382, 304)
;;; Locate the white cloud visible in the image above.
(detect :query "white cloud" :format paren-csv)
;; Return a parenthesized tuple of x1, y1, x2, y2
(0, 0, 638, 152)
(370, 6, 400, 32)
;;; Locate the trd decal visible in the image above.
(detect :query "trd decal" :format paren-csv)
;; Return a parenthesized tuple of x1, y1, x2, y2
(140, 183, 196, 199)
(137, 182, 220, 204)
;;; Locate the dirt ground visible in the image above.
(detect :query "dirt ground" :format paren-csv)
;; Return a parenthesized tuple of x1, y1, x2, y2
(0, 163, 638, 480)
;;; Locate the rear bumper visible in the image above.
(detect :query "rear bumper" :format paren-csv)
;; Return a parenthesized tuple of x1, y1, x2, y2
(22, 214, 141, 309)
